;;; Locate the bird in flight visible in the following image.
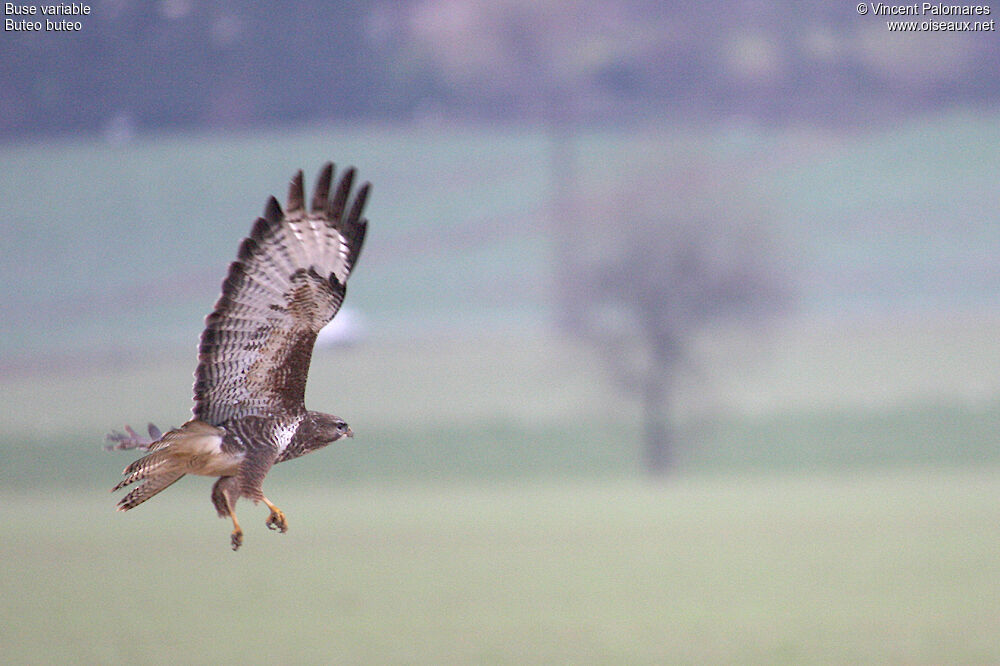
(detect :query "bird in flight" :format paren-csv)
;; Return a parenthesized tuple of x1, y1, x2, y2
(109, 163, 370, 550)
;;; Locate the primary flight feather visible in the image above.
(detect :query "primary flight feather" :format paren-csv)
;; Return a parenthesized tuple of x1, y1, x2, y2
(109, 163, 370, 550)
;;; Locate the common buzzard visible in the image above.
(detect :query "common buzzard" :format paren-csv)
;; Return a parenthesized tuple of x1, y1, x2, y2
(109, 163, 369, 550)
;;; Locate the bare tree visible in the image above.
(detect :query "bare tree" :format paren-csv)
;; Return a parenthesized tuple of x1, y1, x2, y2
(577, 166, 788, 475)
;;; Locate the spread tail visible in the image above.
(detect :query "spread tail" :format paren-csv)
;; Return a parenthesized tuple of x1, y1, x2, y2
(110, 420, 225, 511)
(114, 464, 186, 511)
(112, 445, 186, 511)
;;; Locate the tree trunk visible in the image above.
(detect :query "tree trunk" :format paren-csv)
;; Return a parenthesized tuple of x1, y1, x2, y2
(641, 377, 672, 476)
(547, 86, 579, 334)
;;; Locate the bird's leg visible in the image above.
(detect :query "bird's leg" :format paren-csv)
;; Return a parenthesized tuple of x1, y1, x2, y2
(229, 509, 244, 551)
(262, 497, 288, 533)
(212, 476, 243, 551)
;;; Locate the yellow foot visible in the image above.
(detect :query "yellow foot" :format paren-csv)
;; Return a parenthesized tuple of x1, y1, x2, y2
(231, 529, 243, 551)
(265, 509, 288, 533)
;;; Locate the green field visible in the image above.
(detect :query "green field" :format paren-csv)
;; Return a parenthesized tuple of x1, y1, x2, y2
(2, 471, 998, 663)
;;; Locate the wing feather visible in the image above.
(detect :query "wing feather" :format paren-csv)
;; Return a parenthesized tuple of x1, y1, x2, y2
(192, 163, 370, 424)
(287, 170, 305, 213)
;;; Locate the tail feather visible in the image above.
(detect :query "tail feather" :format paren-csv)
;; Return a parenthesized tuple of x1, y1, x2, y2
(113, 449, 174, 492)
(113, 447, 185, 511)
(111, 419, 228, 511)
(116, 470, 186, 511)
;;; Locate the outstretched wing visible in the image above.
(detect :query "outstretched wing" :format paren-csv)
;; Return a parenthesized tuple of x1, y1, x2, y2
(193, 163, 370, 425)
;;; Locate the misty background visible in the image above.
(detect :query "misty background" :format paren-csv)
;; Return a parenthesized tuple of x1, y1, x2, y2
(3, 0, 998, 473)
(1, 1, 999, 662)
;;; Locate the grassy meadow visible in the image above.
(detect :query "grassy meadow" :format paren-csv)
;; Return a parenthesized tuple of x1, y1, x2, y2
(2, 472, 999, 663)
(2, 113, 1000, 662)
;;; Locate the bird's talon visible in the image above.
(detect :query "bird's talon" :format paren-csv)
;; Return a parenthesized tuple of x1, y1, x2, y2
(266, 510, 288, 533)
(231, 530, 243, 551)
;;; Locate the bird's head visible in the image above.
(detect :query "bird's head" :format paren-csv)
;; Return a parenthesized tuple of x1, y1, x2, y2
(305, 411, 354, 444)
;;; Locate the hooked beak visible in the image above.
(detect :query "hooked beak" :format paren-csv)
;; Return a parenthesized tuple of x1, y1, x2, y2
(345, 426, 354, 438)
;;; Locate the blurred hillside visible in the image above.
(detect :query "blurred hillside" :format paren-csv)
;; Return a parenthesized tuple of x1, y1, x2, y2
(2, 114, 998, 366)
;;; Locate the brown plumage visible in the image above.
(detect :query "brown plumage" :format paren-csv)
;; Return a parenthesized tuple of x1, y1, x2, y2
(109, 163, 369, 550)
